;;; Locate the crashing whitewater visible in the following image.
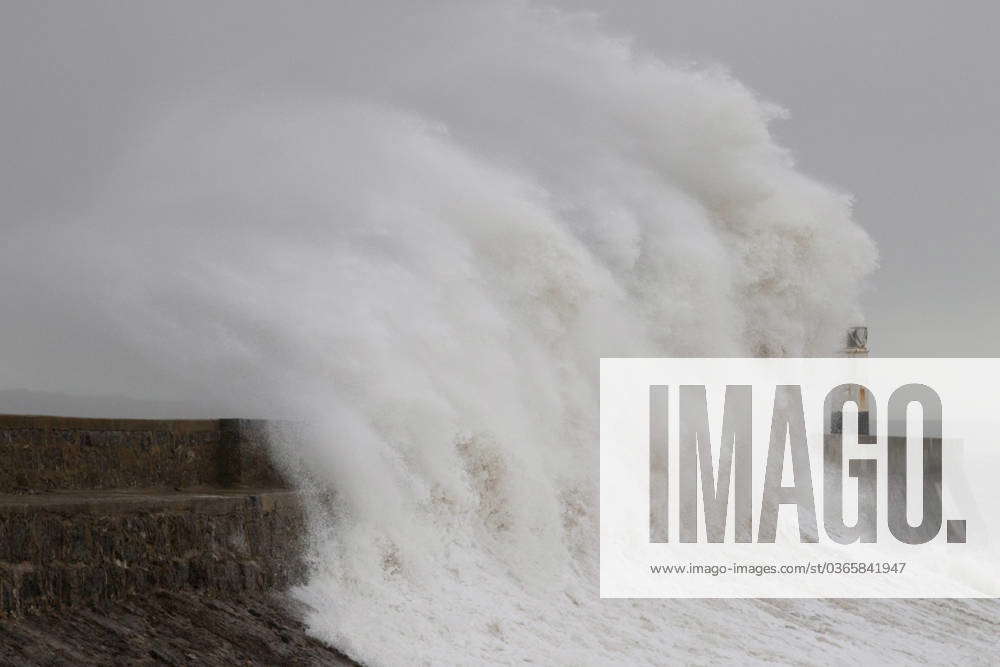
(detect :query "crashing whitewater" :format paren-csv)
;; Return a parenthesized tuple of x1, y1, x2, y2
(5, 3, 999, 665)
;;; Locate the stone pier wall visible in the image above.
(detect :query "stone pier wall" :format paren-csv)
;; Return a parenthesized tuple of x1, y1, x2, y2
(0, 415, 304, 617)
(0, 416, 284, 493)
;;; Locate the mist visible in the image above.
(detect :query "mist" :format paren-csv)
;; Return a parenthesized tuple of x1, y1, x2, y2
(0, 2, 908, 664)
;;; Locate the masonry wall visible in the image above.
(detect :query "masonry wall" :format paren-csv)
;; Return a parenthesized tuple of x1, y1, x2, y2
(0, 416, 285, 493)
(0, 415, 304, 617)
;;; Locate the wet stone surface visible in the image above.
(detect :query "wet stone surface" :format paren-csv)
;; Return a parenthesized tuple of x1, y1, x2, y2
(0, 589, 357, 666)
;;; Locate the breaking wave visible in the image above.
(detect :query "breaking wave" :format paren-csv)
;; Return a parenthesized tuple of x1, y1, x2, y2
(31, 3, 1000, 665)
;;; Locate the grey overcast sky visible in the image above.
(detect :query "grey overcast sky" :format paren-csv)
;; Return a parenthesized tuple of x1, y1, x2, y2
(565, 0, 1000, 356)
(2, 0, 997, 357)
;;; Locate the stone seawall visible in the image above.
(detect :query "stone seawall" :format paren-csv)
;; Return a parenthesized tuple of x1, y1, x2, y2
(0, 415, 305, 618)
(0, 416, 283, 492)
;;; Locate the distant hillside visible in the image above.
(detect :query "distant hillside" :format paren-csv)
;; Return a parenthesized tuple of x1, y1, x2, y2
(0, 389, 221, 419)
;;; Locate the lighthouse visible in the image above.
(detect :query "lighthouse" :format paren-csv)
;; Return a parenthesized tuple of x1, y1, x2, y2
(829, 326, 871, 435)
